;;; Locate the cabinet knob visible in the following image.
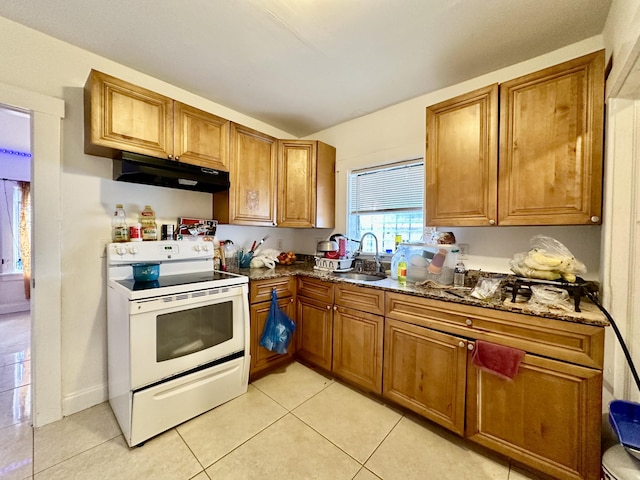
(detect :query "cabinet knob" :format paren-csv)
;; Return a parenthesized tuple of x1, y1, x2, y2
(458, 341, 465, 348)
(168, 154, 173, 160)
(333, 305, 338, 311)
(489, 219, 495, 225)
(465, 318, 472, 326)
(591, 216, 600, 223)
(326, 305, 331, 310)
(290, 298, 294, 303)
(175, 155, 180, 161)
(467, 343, 474, 351)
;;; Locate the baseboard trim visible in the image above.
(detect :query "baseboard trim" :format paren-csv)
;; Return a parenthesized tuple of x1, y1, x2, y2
(62, 383, 108, 417)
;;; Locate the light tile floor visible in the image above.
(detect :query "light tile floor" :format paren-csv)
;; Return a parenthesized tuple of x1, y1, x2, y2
(0, 311, 544, 479)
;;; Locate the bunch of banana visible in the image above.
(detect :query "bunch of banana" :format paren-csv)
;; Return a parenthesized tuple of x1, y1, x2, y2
(510, 249, 578, 282)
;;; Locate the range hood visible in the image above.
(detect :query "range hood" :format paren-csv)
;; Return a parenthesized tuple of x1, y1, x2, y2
(113, 152, 230, 193)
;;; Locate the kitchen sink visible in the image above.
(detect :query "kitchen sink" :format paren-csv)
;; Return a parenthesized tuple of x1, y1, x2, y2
(333, 271, 386, 281)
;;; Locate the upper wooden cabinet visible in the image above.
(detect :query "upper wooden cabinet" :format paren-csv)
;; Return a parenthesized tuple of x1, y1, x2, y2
(277, 140, 336, 228)
(425, 50, 605, 226)
(85, 70, 230, 171)
(426, 84, 498, 226)
(499, 51, 605, 225)
(213, 123, 277, 226)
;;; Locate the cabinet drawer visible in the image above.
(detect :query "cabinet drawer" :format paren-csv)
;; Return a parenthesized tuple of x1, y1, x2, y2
(250, 277, 295, 304)
(385, 292, 604, 369)
(297, 276, 334, 303)
(335, 283, 385, 315)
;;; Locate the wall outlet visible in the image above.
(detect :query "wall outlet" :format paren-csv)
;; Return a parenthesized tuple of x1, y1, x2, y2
(459, 243, 469, 256)
(277, 238, 283, 250)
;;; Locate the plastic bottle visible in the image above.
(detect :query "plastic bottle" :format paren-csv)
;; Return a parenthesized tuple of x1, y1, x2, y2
(454, 260, 466, 287)
(111, 204, 129, 242)
(139, 205, 158, 241)
(397, 254, 407, 285)
(390, 245, 407, 280)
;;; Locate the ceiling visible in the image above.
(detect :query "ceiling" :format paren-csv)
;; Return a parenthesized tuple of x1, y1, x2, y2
(0, 0, 612, 137)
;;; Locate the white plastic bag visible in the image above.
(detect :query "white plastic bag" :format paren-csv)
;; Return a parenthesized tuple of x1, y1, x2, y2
(509, 235, 586, 282)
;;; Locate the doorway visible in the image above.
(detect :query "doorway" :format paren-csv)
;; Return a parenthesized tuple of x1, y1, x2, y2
(0, 81, 64, 428)
(0, 104, 32, 431)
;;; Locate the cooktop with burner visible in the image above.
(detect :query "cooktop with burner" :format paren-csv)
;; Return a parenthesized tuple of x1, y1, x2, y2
(116, 271, 244, 292)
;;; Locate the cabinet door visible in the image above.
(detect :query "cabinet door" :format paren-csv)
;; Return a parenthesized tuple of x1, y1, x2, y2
(84, 70, 173, 159)
(296, 295, 333, 371)
(173, 102, 230, 171)
(466, 351, 602, 480)
(249, 296, 296, 379)
(383, 318, 467, 435)
(277, 140, 336, 228)
(213, 123, 277, 225)
(426, 84, 498, 226)
(498, 50, 604, 225)
(333, 306, 383, 394)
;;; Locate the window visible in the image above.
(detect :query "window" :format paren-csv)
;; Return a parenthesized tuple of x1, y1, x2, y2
(348, 159, 424, 254)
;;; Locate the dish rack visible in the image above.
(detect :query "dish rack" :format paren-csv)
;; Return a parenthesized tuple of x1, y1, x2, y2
(314, 257, 354, 272)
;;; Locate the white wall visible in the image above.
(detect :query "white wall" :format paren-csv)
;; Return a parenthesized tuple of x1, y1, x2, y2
(308, 37, 605, 280)
(0, 15, 304, 418)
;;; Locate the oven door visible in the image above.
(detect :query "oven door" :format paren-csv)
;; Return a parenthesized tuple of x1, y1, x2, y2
(128, 283, 249, 389)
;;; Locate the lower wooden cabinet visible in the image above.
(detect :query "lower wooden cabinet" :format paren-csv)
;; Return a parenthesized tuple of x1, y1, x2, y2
(250, 295, 296, 378)
(296, 294, 334, 371)
(383, 318, 467, 435)
(333, 306, 383, 394)
(466, 352, 602, 480)
(248, 277, 296, 379)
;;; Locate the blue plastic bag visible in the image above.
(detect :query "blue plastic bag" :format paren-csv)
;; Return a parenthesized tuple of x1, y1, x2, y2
(259, 289, 296, 354)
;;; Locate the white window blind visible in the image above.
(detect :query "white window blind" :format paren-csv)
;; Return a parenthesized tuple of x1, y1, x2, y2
(350, 160, 424, 214)
(348, 160, 424, 253)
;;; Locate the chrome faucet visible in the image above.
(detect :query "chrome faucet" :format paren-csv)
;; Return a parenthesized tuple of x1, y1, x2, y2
(355, 232, 383, 274)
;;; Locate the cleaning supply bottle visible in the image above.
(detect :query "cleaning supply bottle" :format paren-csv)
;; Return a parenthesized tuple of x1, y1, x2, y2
(111, 204, 129, 242)
(397, 254, 407, 285)
(390, 245, 407, 280)
(140, 205, 158, 241)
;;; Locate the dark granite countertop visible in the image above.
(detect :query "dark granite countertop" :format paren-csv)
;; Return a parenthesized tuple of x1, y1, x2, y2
(234, 263, 608, 328)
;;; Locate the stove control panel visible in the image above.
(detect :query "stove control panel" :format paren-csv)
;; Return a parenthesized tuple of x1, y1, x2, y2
(107, 240, 214, 264)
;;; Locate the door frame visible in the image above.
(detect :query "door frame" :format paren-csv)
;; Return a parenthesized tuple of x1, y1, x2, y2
(0, 81, 64, 427)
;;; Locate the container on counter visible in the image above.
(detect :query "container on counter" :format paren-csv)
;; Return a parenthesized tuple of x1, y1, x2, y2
(111, 204, 129, 242)
(397, 254, 407, 285)
(140, 205, 157, 241)
(400, 243, 459, 284)
(453, 260, 466, 287)
(161, 224, 175, 240)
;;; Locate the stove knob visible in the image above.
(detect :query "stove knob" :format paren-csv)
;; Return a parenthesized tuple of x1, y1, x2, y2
(115, 245, 127, 256)
(202, 244, 210, 252)
(128, 246, 139, 255)
(193, 244, 201, 252)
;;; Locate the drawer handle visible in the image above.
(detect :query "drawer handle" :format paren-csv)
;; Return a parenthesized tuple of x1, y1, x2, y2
(465, 318, 472, 326)
(467, 343, 474, 351)
(458, 341, 465, 348)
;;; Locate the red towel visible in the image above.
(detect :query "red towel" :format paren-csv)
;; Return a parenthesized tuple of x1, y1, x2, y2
(472, 340, 525, 381)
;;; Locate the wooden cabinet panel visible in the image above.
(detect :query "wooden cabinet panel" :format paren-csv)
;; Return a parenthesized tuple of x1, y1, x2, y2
(426, 84, 498, 226)
(385, 292, 604, 369)
(335, 283, 385, 316)
(277, 140, 336, 228)
(250, 295, 296, 378)
(499, 50, 605, 225)
(333, 306, 383, 394)
(173, 102, 229, 170)
(250, 277, 295, 304)
(296, 295, 333, 371)
(383, 318, 467, 435)
(466, 352, 602, 480)
(84, 70, 173, 159)
(214, 123, 277, 225)
(297, 276, 334, 304)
